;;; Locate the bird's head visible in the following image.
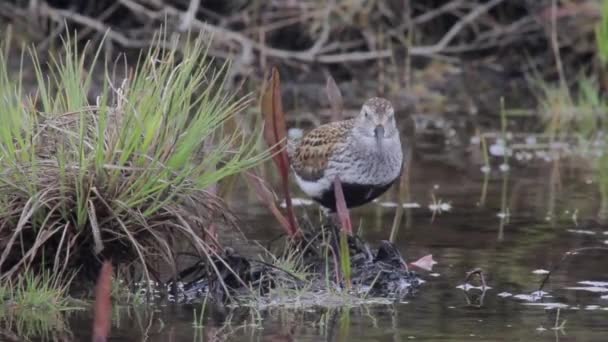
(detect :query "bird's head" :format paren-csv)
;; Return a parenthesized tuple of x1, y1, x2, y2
(354, 97, 398, 146)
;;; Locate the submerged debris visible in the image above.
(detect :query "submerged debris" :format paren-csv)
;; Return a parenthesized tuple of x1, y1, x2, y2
(161, 228, 423, 308)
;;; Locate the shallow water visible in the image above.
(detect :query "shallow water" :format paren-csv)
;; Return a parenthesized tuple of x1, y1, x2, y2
(58, 157, 608, 341)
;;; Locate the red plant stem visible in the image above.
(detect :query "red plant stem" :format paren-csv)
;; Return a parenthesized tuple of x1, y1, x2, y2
(93, 261, 112, 342)
(264, 67, 300, 238)
(279, 155, 300, 238)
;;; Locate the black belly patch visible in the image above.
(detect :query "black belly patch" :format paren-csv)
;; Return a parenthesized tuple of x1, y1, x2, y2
(314, 180, 396, 211)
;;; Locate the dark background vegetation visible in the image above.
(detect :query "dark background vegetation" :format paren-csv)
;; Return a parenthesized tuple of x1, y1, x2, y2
(0, 0, 603, 118)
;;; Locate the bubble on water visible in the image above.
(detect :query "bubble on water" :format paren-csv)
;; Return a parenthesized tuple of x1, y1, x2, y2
(497, 292, 513, 298)
(566, 229, 596, 235)
(513, 290, 549, 302)
(470, 136, 481, 145)
(525, 135, 537, 145)
(499, 163, 510, 172)
(523, 302, 568, 309)
(564, 286, 608, 293)
(497, 211, 510, 219)
(579, 280, 608, 287)
(489, 144, 506, 156)
(532, 269, 550, 275)
(480, 165, 491, 174)
(585, 305, 601, 310)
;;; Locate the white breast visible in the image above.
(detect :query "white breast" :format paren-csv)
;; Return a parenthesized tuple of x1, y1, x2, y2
(293, 173, 330, 198)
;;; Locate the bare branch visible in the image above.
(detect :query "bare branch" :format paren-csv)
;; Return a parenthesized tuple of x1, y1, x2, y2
(178, 0, 200, 32)
(410, 0, 505, 56)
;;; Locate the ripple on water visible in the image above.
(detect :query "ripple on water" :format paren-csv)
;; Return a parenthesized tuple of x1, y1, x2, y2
(565, 281, 608, 293)
(566, 229, 596, 235)
(531, 269, 550, 275)
(456, 283, 491, 291)
(523, 302, 568, 309)
(512, 290, 550, 302)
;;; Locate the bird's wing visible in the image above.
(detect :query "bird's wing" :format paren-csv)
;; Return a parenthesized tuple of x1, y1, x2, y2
(289, 119, 354, 181)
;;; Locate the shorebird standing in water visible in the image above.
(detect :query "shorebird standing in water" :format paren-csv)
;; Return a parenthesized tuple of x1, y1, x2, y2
(287, 97, 404, 212)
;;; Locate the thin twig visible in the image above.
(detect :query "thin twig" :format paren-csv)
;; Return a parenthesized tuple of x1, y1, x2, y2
(538, 247, 608, 292)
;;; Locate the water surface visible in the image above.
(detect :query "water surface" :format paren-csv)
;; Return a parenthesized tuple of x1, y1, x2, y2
(67, 158, 608, 341)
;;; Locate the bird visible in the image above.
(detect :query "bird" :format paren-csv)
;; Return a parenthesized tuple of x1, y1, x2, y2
(287, 97, 404, 212)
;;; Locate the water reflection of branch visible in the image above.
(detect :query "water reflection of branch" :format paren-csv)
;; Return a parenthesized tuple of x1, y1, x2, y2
(465, 268, 487, 290)
(538, 246, 608, 292)
(324, 309, 342, 342)
(463, 287, 487, 308)
(552, 307, 567, 341)
(462, 268, 488, 307)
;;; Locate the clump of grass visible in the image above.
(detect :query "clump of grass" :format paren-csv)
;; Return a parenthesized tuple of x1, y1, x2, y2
(536, 0, 608, 140)
(0, 270, 73, 312)
(535, 77, 607, 140)
(525, 3, 608, 221)
(0, 31, 268, 289)
(0, 270, 78, 339)
(265, 243, 311, 282)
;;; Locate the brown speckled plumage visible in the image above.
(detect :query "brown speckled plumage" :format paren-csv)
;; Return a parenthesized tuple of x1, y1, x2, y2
(289, 119, 354, 181)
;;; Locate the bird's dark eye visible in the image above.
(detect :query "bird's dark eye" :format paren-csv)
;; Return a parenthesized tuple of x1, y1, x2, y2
(364, 112, 369, 117)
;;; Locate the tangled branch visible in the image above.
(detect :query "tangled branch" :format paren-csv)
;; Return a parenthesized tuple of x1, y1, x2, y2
(2, 1, 556, 64)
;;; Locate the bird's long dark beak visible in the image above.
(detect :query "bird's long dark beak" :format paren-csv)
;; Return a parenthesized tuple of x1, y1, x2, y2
(374, 125, 384, 144)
